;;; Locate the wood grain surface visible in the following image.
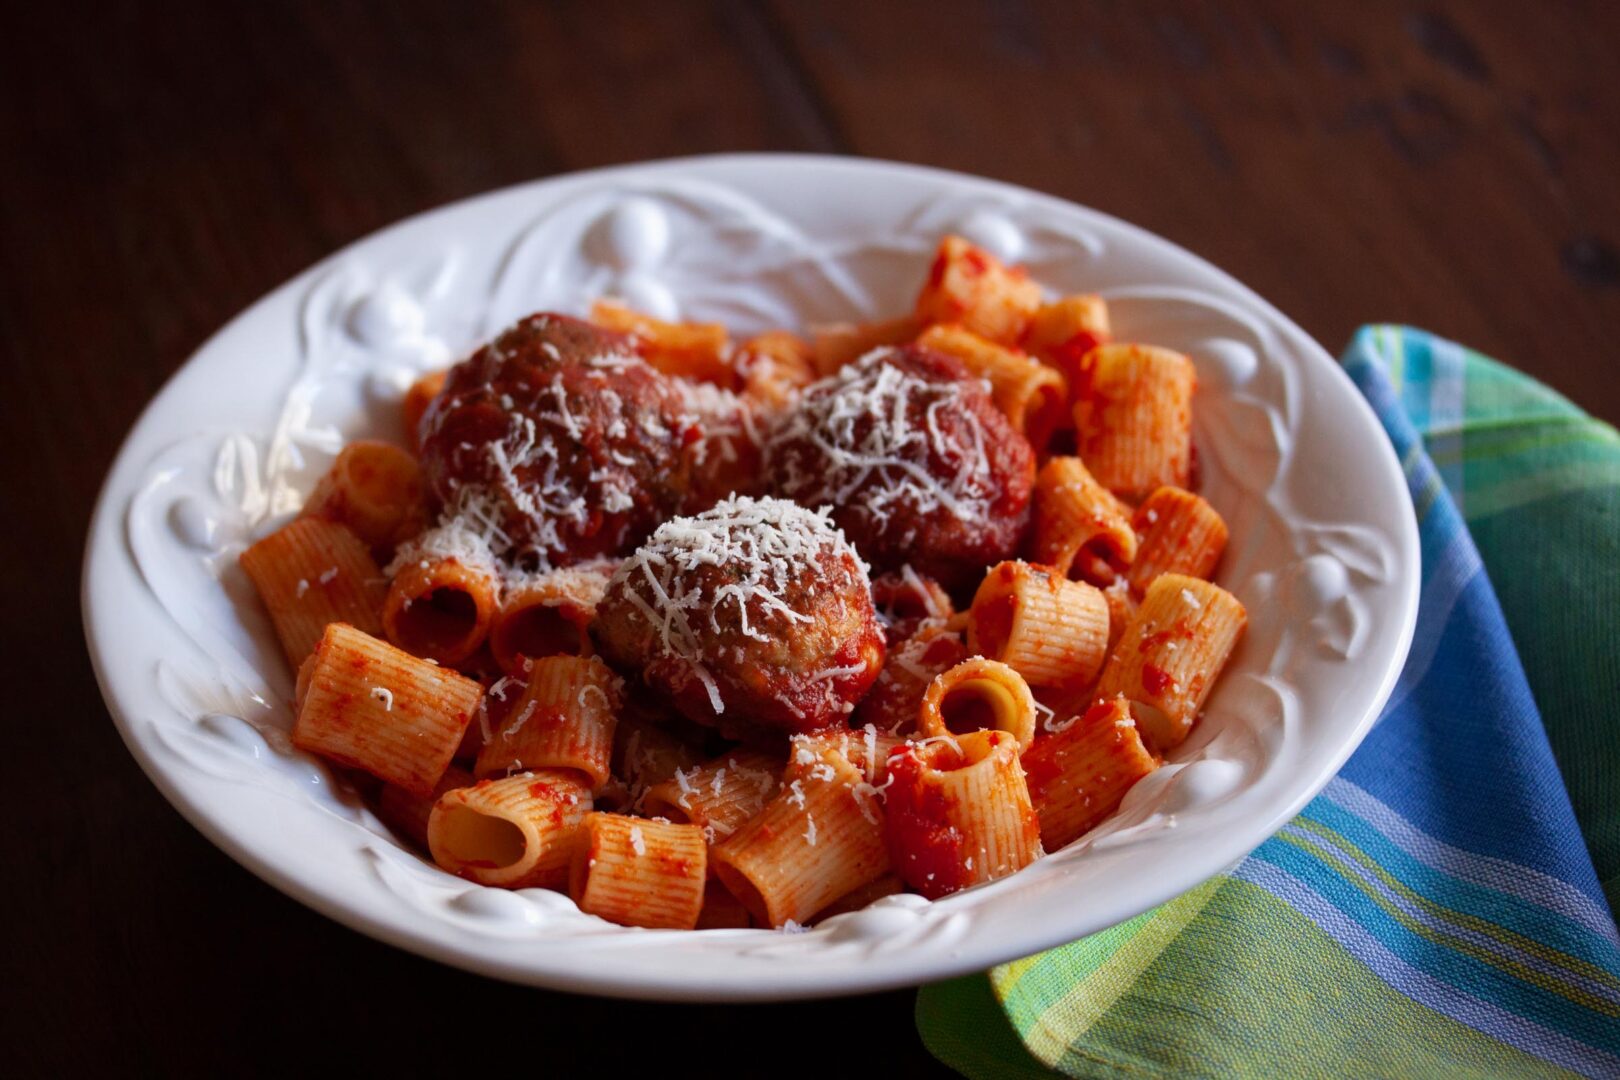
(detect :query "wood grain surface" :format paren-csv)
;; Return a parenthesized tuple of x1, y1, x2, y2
(5, 2, 1617, 1075)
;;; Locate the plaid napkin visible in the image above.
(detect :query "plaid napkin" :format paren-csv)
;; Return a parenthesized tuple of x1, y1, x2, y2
(916, 326, 1620, 1078)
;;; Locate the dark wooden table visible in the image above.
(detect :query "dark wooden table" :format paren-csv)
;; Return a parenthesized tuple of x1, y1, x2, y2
(7, 2, 1618, 1074)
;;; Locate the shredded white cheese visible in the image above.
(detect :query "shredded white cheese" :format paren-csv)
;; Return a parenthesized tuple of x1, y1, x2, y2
(604, 495, 868, 715)
(765, 349, 999, 542)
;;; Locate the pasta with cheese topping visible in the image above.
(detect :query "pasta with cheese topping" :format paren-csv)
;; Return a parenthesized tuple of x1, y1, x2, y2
(233, 233, 1247, 932)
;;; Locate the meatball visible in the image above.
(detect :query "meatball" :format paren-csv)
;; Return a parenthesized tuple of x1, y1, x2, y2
(417, 313, 702, 567)
(594, 494, 886, 736)
(764, 346, 1035, 589)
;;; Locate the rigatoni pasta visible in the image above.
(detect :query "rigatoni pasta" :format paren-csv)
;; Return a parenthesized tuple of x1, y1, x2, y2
(590, 297, 734, 387)
(401, 369, 447, 449)
(791, 725, 906, 787)
(736, 330, 817, 410)
(1022, 695, 1158, 849)
(300, 440, 425, 552)
(610, 715, 704, 813)
(1126, 486, 1229, 596)
(1022, 294, 1111, 381)
(376, 765, 474, 850)
(914, 234, 1041, 344)
(853, 624, 970, 735)
(569, 813, 708, 930)
(239, 517, 387, 666)
(810, 314, 923, 375)
(917, 656, 1039, 752)
(884, 729, 1042, 899)
(812, 873, 906, 922)
(696, 880, 754, 929)
(1073, 343, 1196, 500)
(1032, 456, 1138, 584)
(710, 743, 890, 927)
(382, 552, 498, 665)
(293, 622, 482, 797)
(967, 560, 1109, 690)
(427, 770, 591, 888)
(1098, 573, 1247, 752)
(474, 655, 621, 788)
(487, 564, 610, 674)
(642, 749, 782, 844)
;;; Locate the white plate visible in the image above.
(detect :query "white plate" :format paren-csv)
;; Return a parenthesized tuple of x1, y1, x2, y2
(83, 154, 1419, 1000)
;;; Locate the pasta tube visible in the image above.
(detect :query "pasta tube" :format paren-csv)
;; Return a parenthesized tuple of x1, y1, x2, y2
(1098, 573, 1246, 751)
(1031, 456, 1137, 584)
(590, 298, 734, 387)
(914, 235, 1041, 345)
(402, 369, 447, 449)
(474, 655, 622, 788)
(711, 744, 889, 927)
(1126, 486, 1229, 596)
(736, 330, 817, 410)
(915, 323, 1068, 451)
(301, 440, 425, 552)
(382, 554, 499, 666)
(293, 622, 482, 796)
(427, 770, 591, 889)
(884, 729, 1042, 899)
(812, 873, 906, 922)
(569, 813, 707, 930)
(1021, 294, 1111, 384)
(696, 880, 753, 929)
(375, 765, 474, 850)
(809, 314, 922, 375)
(642, 749, 782, 844)
(487, 565, 610, 673)
(240, 517, 387, 667)
(968, 560, 1109, 690)
(853, 624, 970, 735)
(917, 656, 1038, 752)
(1073, 343, 1196, 500)
(1022, 694, 1158, 849)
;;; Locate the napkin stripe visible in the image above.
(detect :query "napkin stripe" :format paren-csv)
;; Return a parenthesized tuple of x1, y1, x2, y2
(1271, 826, 1620, 1016)
(1281, 817, 1620, 1000)
(1252, 840, 1619, 1053)
(1233, 858, 1620, 1077)
(1321, 778, 1620, 945)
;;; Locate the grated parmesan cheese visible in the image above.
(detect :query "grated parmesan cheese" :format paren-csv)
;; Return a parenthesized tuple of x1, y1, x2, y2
(605, 494, 868, 715)
(765, 349, 999, 539)
(369, 687, 394, 711)
(503, 700, 538, 741)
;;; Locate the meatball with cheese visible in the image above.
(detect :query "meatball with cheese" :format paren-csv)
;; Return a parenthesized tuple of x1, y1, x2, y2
(416, 313, 702, 568)
(593, 494, 885, 736)
(763, 346, 1036, 589)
